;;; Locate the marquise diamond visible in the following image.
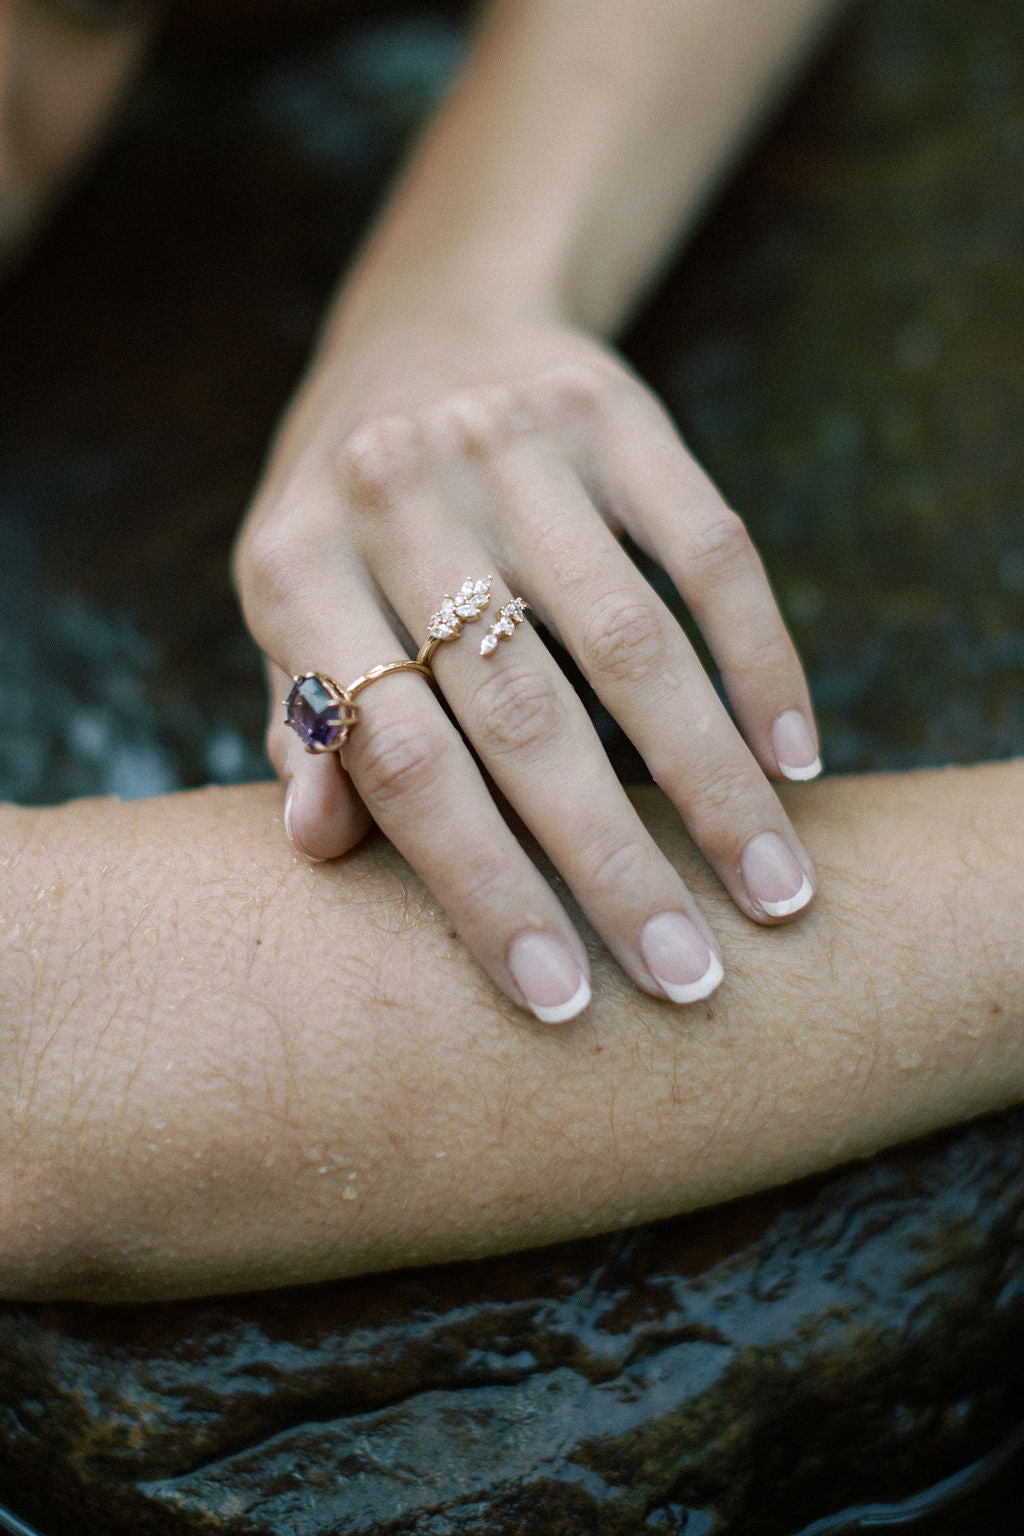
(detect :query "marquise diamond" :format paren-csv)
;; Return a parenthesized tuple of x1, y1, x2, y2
(427, 577, 492, 640)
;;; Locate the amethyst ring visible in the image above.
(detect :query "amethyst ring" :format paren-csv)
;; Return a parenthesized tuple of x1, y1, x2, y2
(285, 662, 435, 754)
(284, 576, 528, 755)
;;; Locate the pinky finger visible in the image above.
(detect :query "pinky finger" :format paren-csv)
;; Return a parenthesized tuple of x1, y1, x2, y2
(266, 661, 372, 861)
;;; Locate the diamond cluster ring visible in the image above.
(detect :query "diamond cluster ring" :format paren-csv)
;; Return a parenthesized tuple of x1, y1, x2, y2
(285, 576, 530, 754)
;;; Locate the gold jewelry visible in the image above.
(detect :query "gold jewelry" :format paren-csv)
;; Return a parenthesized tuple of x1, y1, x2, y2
(285, 577, 497, 753)
(346, 658, 435, 698)
(285, 660, 439, 753)
(421, 575, 494, 662)
(480, 597, 531, 655)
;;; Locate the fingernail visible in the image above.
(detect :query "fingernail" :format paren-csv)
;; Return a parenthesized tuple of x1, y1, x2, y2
(772, 709, 822, 781)
(508, 932, 591, 1024)
(741, 832, 814, 918)
(284, 782, 326, 863)
(640, 912, 723, 1004)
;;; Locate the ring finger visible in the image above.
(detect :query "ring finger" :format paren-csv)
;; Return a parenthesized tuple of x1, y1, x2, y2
(258, 573, 597, 1024)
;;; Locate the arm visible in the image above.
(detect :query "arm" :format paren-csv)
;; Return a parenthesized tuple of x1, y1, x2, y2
(235, 0, 844, 1023)
(336, 0, 845, 339)
(2, 759, 1022, 1302)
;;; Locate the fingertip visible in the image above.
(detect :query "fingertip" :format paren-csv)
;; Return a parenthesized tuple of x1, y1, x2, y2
(778, 758, 823, 784)
(771, 709, 822, 783)
(757, 873, 814, 919)
(284, 780, 328, 863)
(740, 832, 815, 922)
(507, 930, 592, 1025)
(639, 911, 724, 1004)
(284, 754, 371, 862)
(531, 973, 593, 1025)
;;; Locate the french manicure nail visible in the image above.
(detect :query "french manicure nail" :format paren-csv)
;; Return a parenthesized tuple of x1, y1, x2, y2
(640, 912, 723, 1004)
(742, 832, 814, 918)
(772, 709, 822, 781)
(284, 782, 326, 863)
(508, 931, 591, 1024)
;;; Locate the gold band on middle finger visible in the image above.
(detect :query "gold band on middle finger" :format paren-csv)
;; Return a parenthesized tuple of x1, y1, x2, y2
(285, 575, 529, 754)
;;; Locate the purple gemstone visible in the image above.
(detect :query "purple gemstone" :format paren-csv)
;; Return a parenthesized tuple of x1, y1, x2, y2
(285, 675, 349, 752)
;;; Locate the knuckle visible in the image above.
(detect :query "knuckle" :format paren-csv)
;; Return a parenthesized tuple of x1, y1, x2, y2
(451, 853, 522, 918)
(233, 522, 311, 634)
(528, 360, 610, 420)
(428, 386, 522, 461)
(745, 628, 798, 680)
(472, 665, 565, 758)
(686, 510, 756, 586)
(578, 833, 652, 905)
(352, 716, 445, 808)
(675, 760, 762, 858)
(577, 593, 667, 687)
(334, 415, 421, 513)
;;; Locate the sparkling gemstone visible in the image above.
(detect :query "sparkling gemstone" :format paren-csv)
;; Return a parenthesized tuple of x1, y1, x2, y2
(285, 674, 349, 751)
(453, 578, 491, 619)
(480, 633, 499, 655)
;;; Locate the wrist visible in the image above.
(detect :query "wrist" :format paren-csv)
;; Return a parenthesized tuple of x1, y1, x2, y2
(324, 230, 572, 359)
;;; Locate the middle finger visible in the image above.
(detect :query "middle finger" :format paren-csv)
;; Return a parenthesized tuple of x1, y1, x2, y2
(391, 555, 726, 1005)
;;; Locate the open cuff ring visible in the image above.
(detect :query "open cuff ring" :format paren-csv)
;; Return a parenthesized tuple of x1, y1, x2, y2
(284, 577, 530, 754)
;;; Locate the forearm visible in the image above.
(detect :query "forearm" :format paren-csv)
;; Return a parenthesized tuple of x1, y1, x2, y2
(335, 0, 844, 340)
(2, 762, 1023, 1302)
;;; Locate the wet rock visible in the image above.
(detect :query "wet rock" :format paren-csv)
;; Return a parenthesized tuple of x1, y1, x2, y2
(2, 1113, 1024, 1535)
(0, 0, 1022, 1532)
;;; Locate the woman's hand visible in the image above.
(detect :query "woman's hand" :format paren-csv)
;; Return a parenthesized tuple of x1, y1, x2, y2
(234, 0, 843, 1024)
(234, 300, 820, 1024)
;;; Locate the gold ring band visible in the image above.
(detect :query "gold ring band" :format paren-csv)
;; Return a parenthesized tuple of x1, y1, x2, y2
(415, 635, 443, 671)
(284, 576, 526, 755)
(347, 657, 436, 698)
(284, 660, 437, 753)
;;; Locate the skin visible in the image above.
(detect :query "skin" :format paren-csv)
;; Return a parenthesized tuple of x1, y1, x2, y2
(235, 0, 850, 1026)
(1, 761, 1023, 1303)
(0, 0, 842, 1027)
(7, 2, 1019, 1306)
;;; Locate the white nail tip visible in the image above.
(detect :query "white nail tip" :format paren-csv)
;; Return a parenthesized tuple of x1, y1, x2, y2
(759, 874, 814, 918)
(529, 975, 592, 1025)
(658, 951, 724, 1005)
(779, 756, 823, 783)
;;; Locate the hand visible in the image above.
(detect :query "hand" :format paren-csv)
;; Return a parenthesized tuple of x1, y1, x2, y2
(234, 304, 821, 1023)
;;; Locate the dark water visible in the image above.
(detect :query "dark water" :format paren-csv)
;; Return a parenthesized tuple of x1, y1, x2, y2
(0, 0, 1022, 1532)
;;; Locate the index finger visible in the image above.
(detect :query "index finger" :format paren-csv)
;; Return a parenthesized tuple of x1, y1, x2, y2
(577, 379, 822, 783)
